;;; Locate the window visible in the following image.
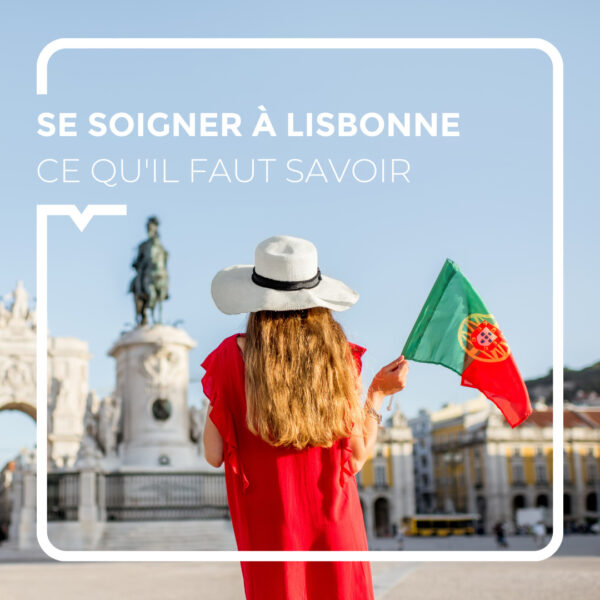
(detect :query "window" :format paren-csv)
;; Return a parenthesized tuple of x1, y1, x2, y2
(375, 465, 387, 487)
(535, 463, 548, 484)
(564, 452, 571, 483)
(421, 456, 428, 468)
(512, 463, 524, 485)
(475, 464, 483, 487)
(587, 461, 598, 484)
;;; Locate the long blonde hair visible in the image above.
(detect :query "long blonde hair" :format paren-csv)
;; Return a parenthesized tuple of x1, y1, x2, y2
(243, 307, 364, 450)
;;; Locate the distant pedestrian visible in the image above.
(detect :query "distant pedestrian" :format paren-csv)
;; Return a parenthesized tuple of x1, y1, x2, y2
(395, 523, 405, 550)
(493, 521, 508, 548)
(532, 521, 547, 548)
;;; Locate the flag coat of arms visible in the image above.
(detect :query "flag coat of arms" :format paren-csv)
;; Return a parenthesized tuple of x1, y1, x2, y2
(402, 259, 532, 427)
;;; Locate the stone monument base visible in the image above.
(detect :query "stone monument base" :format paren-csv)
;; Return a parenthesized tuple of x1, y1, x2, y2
(108, 324, 200, 470)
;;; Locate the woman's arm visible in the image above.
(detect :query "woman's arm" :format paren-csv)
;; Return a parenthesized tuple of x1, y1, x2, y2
(203, 406, 224, 467)
(348, 355, 409, 474)
(203, 336, 247, 467)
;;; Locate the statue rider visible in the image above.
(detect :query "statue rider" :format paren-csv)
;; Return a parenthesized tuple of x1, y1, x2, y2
(129, 216, 169, 326)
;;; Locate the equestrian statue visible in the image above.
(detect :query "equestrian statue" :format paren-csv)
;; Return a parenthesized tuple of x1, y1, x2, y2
(129, 216, 169, 326)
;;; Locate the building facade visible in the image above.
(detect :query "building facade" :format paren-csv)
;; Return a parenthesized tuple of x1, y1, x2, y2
(356, 409, 415, 548)
(0, 282, 225, 551)
(429, 395, 600, 533)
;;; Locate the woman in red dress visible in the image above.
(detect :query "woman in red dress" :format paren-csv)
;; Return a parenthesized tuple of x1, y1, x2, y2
(202, 235, 409, 599)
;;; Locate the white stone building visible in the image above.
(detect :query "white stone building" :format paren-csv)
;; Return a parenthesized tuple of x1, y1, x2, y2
(408, 409, 436, 513)
(0, 282, 230, 551)
(0, 281, 91, 467)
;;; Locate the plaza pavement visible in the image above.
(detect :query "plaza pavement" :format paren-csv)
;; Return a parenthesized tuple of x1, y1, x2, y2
(0, 535, 598, 599)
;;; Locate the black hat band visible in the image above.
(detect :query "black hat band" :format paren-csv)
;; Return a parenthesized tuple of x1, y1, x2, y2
(251, 267, 322, 291)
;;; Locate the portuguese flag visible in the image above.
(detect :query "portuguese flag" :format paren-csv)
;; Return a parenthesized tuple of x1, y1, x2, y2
(402, 259, 532, 427)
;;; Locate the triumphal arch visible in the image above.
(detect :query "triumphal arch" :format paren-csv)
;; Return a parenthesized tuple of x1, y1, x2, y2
(0, 281, 91, 467)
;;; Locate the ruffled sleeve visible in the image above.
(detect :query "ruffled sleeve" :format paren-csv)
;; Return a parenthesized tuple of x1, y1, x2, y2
(339, 438, 355, 488)
(201, 338, 249, 491)
(340, 341, 367, 488)
(348, 342, 367, 375)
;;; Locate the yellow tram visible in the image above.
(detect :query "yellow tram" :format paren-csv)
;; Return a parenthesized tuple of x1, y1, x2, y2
(404, 514, 479, 537)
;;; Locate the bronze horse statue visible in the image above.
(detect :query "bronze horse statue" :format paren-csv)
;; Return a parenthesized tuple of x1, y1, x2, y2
(129, 216, 169, 326)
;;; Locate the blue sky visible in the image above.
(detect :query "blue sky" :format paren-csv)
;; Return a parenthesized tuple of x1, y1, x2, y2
(0, 1, 596, 467)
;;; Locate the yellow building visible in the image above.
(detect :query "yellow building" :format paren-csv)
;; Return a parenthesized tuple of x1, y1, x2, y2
(429, 396, 600, 533)
(356, 410, 415, 549)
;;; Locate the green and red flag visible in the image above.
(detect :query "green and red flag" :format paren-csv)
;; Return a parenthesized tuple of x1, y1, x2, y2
(402, 259, 532, 427)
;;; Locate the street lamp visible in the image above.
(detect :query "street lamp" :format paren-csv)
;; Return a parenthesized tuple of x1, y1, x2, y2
(443, 451, 463, 513)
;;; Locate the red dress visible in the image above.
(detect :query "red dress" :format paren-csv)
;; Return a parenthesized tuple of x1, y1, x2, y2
(201, 333, 374, 600)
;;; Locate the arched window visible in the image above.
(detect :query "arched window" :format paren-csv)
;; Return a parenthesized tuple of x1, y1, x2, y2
(564, 494, 572, 516)
(536, 494, 549, 508)
(374, 497, 390, 537)
(513, 494, 526, 512)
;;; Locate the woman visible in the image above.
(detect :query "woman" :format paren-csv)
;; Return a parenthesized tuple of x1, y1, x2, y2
(202, 235, 409, 599)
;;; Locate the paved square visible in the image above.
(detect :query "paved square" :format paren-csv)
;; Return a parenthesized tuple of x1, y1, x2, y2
(0, 535, 598, 599)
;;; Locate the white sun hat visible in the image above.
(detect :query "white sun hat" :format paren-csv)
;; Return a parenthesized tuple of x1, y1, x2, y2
(210, 235, 359, 314)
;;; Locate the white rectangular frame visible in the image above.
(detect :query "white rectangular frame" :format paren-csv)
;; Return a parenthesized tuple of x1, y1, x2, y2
(35, 37, 563, 562)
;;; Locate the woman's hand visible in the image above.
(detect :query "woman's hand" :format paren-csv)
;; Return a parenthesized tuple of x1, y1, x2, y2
(368, 355, 409, 400)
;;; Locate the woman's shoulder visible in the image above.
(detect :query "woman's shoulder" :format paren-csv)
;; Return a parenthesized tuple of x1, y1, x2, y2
(348, 341, 366, 357)
(200, 334, 245, 408)
(201, 333, 243, 369)
(202, 334, 363, 369)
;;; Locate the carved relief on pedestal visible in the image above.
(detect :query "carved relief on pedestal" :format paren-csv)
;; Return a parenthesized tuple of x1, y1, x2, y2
(140, 343, 185, 395)
(108, 325, 199, 469)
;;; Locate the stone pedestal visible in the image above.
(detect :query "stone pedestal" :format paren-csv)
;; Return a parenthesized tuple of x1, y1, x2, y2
(108, 325, 199, 470)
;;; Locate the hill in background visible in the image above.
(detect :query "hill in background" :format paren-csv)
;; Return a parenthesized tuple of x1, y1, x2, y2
(526, 361, 600, 406)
